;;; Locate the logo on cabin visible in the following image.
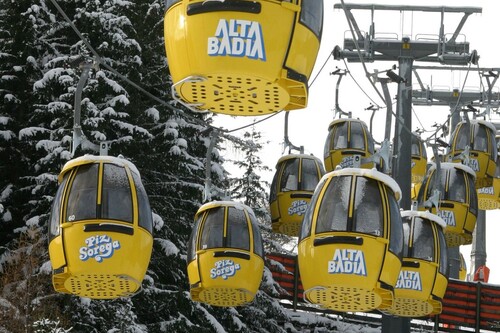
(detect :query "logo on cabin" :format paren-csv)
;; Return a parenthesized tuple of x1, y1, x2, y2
(79, 235, 121, 263)
(328, 249, 367, 276)
(478, 186, 494, 195)
(396, 270, 422, 291)
(210, 259, 241, 280)
(288, 200, 308, 216)
(207, 19, 266, 61)
(438, 210, 456, 227)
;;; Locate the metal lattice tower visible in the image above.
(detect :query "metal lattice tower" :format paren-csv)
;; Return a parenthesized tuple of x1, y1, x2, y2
(332, 3, 482, 332)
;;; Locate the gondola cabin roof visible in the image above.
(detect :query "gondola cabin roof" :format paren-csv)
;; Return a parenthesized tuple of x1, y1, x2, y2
(195, 201, 256, 219)
(401, 210, 447, 229)
(327, 118, 368, 129)
(426, 162, 476, 179)
(471, 119, 497, 134)
(58, 155, 141, 182)
(275, 154, 323, 166)
(323, 167, 402, 201)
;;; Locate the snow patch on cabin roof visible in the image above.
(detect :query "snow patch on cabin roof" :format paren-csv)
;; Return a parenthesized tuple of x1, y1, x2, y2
(62, 155, 141, 176)
(401, 210, 447, 229)
(428, 162, 476, 179)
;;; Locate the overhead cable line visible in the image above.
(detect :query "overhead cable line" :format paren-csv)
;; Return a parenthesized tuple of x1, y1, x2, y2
(338, 0, 387, 107)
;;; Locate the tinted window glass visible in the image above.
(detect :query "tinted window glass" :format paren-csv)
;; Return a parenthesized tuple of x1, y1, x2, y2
(324, 129, 333, 158)
(300, 0, 323, 39)
(388, 191, 403, 258)
(472, 124, 488, 153)
(251, 218, 264, 258)
(49, 174, 69, 240)
(132, 171, 153, 233)
(349, 122, 366, 150)
(447, 169, 466, 203)
(412, 218, 434, 262)
(301, 158, 320, 191)
(299, 178, 326, 240)
(280, 159, 299, 192)
(438, 228, 449, 276)
(316, 176, 350, 233)
(353, 177, 383, 236)
(468, 174, 478, 215)
(102, 164, 133, 222)
(187, 215, 203, 263)
(333, 122, 348, 149)
(226, 207, 250, 251)
(401, 218, 411, 257)
(411, 137, 420, 156)
(200, 207, 224, 249)
(270, 167, 279, 202)
(453, 123, 470, 151)
(66, 164, 98, 222)
(165, 0, 181, 10)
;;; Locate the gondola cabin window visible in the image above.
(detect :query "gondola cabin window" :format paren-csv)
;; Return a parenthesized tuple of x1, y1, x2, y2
(314, 175, 383, 237)
(438, 229, 449, 276)
(300, 0, 323, 39)
(302, 157, 322, 191)
(388, 190, 403, 257)
(226, 207, 250, 251)
(410, 218, 435, 262)
(49, 175, 68, 240)
(350, 121, 368, 150)
(101, 164, 133, 222)
(131, 172, 153, 233)
(200, 207, 224, 249)
(281, 159, 299, 191)
(66, 164, 98, 222)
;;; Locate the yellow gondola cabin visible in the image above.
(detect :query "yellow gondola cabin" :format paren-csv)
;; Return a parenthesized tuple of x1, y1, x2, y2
(323, 118, 376, 172)
(164, 0, 323, 115)
(187, 201, 264, 307)
(270, 154, 325, 237)
(477, 153, 500, 210)
(446, 119, 497, 188)
(386, 210, 448, 318)
(417, 162, 477, 247)
(48, 155, 153, 299)
(298, 168, 403, 312)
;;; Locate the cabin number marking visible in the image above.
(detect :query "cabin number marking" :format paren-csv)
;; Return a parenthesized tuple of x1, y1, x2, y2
(210, 259, 241, 280)
(328, 249, 367, 276)
(79, 235, 121, 263)
(208, 19, 266, 61)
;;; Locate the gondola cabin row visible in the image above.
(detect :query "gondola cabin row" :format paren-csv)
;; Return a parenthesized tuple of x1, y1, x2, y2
(298, 168, 403, 312)
(270, 154, 325, 237)
(48, 155, 153, 299)
(164, 0, 323, 115)
(323, 118, 376, 172)
(446, 119, 497, 189)
(386, 210, 448, 318)
(187, 201, 264, 307)
(417, 162, 477, 247)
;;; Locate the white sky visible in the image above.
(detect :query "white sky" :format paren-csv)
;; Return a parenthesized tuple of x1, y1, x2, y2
(213, 0, 500, 284)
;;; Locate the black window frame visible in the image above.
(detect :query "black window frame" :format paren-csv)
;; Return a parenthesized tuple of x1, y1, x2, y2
(299, 0, 323, 40)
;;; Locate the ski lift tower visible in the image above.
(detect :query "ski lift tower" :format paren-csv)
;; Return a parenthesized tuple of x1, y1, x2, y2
(333, 4, 481, 332)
